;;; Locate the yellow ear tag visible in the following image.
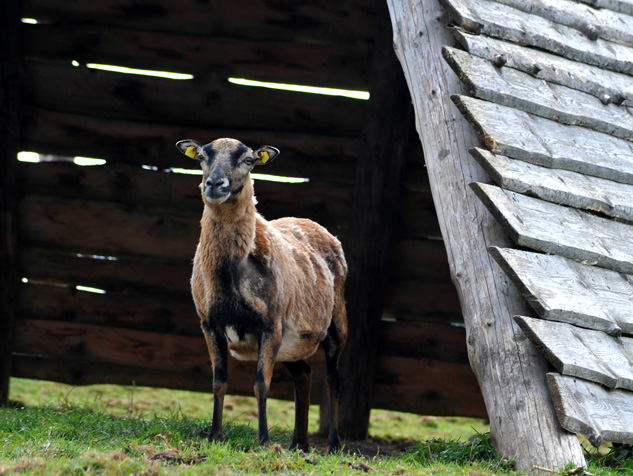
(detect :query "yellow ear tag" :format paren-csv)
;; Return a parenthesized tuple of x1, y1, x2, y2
(185, 146, 197, 158)
(259, 150, 270, 164)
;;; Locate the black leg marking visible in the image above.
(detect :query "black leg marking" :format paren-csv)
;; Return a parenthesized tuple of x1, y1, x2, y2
(283, 360, 312, 451)
(203, 325, 229, 443)
(254, 330, 281, 448)
(323, 328, 344, 454)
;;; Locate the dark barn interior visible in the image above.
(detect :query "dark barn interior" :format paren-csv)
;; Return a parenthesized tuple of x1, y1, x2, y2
(0, 0, 486, 438)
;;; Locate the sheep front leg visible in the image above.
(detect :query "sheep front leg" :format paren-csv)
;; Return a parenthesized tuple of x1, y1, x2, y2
(203, 322, 228, 442)
(254, 329, 281, 448)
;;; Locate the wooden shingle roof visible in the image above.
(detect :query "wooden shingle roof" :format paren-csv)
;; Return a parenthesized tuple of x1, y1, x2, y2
(442, 0, 633, 446)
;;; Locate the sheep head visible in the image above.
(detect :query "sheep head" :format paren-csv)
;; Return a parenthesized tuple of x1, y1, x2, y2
(176, 138, 279, 205)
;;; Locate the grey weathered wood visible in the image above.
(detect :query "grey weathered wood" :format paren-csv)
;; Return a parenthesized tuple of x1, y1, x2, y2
(471, 148, 633, 223)
(454, 95, 633, 185)
(444, 47, 633, 140)
(548, 373, 633, 447)
(388, 0, 585, 471)
(440, 0, 633, 75)
(516, 316, 633, 390)
(490, 247, 633, 336)
(576, 0, 633, 16)
(474, 183, 633, 275)
(453, 30, 633, 107)
(495, 0, 633, 46)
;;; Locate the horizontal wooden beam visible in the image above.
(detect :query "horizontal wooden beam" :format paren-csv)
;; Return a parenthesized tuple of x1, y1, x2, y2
(18, 160, 353, 235)
(18, 190, 352, 264)
(19, 194, 199, 260)
(16, 260, 468, 357)
(21, 107, 361, 178)
(24, 61, 367, 136)
(384, 281, 463, 323)
(23, 0, 376, 46)
(24, 23, 370, 91)
(10, 317, 485, 417)
(391, 238, 452, 284)
(378, 320, 469, 362)
(11, 350, 317, 403)
(373, 356, 485, 417)
(18, 282, 199, 336)
(20, 247, 460, 331)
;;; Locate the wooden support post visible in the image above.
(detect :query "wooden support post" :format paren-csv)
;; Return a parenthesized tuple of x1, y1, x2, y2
(337, 0, 413, 440)
(0, 1, 22, 405)
(386, 0, 585, 471)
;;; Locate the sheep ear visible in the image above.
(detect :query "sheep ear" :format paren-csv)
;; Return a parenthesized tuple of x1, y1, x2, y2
(176, 139, 203, 160)
(253, 146, 280, 165)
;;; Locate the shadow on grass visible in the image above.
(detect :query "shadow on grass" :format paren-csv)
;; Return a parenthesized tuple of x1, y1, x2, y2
(2, 400, 263, 450)
(402, 432, 516, 473)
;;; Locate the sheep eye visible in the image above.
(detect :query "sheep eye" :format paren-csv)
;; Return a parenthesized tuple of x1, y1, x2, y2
(243, 157, 254, 166)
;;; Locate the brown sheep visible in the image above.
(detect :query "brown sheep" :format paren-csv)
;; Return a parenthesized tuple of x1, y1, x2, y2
(175, 137, 348, 452)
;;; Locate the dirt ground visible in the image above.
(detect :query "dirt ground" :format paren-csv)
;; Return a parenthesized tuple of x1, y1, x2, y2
(308, 434, 418, 457)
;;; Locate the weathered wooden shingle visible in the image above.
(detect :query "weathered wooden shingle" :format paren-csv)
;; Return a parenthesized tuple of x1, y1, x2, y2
(440, 0, 633, 74)
(473, 183, 633, 275)
(471, 148, 633, 223)
(453, 95, 633, 185)
(453, 30, 633, 106)
(444, 47, 633, 139)
(490, 247, 633, 336)
(441, 0, 633, 451)
(548, 373, 633, 447)
(516, 315, 633, 389)
(495, 0, 633, 46)
(576, 0, 633, 16)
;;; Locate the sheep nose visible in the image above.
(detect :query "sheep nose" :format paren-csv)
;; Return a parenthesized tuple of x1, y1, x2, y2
(207, 177, 226, 188)
(206, 176, 230, 194)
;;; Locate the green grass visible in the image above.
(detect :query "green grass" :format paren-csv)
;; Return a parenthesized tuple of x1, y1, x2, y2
(1, 378, 631, 475)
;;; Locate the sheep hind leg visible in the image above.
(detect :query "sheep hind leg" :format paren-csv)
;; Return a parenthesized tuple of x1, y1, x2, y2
(322, 320, 346, 454)
(283, 360, 312, 452)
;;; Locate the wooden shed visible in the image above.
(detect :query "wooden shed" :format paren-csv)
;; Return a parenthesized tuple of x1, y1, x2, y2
(3, 0, 633, 472)
(0, 0, 483, 438)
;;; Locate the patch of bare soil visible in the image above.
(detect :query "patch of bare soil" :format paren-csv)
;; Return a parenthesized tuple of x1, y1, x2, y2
(308, 434, 418, 457)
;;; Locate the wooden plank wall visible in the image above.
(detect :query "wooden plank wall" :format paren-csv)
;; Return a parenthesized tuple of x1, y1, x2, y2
(8, 0, 485, 418)
(0, 0, 22, 406)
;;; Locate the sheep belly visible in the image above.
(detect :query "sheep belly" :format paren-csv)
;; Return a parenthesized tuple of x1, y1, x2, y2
(224, 325, 324, 362)
(277, 327, 324, 362)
